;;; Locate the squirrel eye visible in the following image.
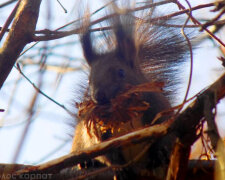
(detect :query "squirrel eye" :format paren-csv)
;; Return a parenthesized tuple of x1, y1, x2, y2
(118, 69, 125, 79)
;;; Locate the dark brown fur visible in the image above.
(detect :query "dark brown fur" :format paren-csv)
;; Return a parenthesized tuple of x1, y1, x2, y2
(71, 4, 190, 180)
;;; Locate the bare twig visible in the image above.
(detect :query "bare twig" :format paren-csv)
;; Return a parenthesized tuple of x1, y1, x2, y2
(0, 0, 17, 8)
(15, 63, 72, 115)
(56, 0, 67, 13)
(173, 0, 225, 48)
(0, 0, 21, 41)
(32, 2, 217, 42)
(201, 8, 225, 30)
(166, 1, 195, 179)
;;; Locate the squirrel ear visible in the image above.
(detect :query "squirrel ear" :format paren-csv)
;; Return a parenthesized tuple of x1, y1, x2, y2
(81, 30, 98, 66)
(80, 11, 98, 66)
(114, 15, 136, 68)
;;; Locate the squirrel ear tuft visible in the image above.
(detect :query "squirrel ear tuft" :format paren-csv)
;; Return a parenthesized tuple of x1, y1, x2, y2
(114, 15, 137, 68)
(80, 11, 98, 66)
(81, 30, 98, 65)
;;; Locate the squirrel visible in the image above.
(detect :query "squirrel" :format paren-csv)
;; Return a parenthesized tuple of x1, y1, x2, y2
(71, 2, 190, 180)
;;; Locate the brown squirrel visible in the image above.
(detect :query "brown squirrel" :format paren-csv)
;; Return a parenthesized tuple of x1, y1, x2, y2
(71, 3, 190, 180)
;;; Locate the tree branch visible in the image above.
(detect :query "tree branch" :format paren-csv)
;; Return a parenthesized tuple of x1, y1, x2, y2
(0, 0, 42, 89)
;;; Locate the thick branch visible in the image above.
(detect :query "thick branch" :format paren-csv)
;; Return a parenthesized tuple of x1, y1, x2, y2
(14, 119, 173, 177)
(0, 0, 42, 89)
(171, 73, 225, 140)
(166, 72, 225, 180)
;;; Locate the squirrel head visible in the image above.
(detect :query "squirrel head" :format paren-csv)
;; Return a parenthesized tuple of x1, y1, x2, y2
(81, 16, 146, 105)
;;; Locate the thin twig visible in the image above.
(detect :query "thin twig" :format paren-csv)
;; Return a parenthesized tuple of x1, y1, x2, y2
(173, 0, 225, 48)
(201, 8, 225, 30)
(0, 0, 21, 41)
(19, 0, 115, 57)
(0, 0, 17, 8)
(32, 2, 217, 42)
(56, 0, 67, 13)
(179, 0, 194, 112)
(15, 63, 73, 116)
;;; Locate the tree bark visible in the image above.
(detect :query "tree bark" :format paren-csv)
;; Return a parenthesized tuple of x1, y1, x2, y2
(0, 0, 42, 89)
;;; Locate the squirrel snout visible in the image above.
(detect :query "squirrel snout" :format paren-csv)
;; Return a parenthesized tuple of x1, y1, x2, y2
(94, 90, 110, 105)
(93, 86, 121, 105)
